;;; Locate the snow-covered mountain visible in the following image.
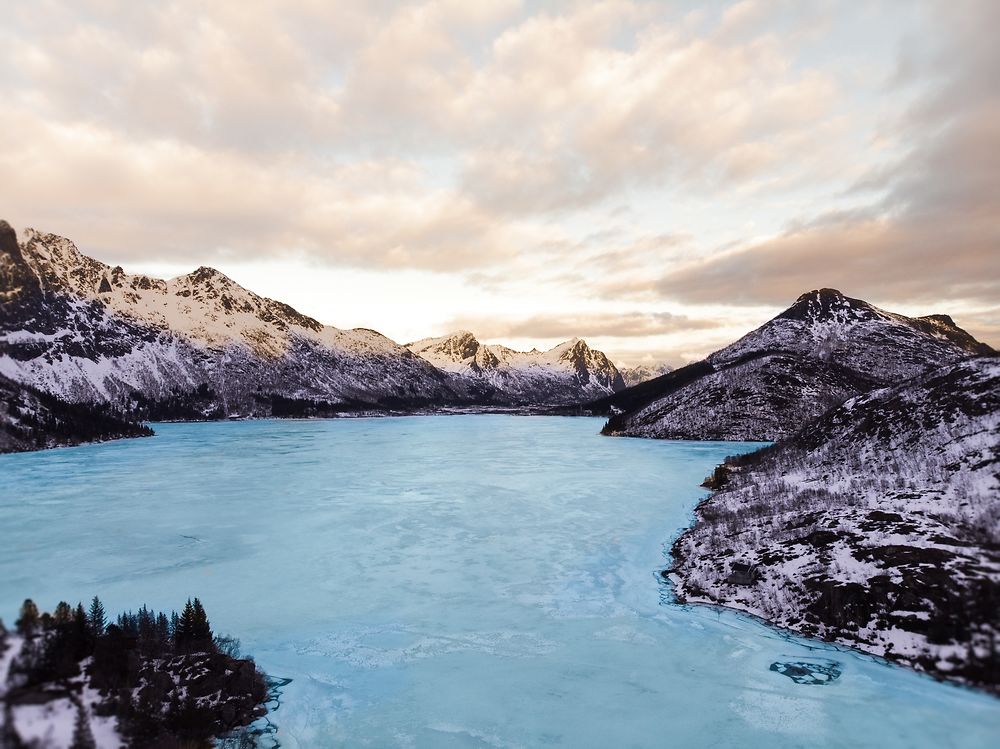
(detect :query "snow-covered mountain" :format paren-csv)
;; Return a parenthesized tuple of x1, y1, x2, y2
(0, 222, 624, 417)
(405, 330, 625, 405)
(620, 362, 673, 387)
(596, 289, 993, 441)
(670, 355, 1000, 692)
(0, 372, 152, 453)
(0, 221, 461, 416)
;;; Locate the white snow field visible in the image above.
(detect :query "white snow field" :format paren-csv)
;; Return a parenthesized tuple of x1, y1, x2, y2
(1, 416, 997, 747)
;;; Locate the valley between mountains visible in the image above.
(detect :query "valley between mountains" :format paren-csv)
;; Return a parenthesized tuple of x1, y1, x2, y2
(1, 220, 998, 695)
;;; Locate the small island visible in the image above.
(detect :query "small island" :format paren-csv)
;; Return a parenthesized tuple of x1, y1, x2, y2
(0, 596, 269, 748)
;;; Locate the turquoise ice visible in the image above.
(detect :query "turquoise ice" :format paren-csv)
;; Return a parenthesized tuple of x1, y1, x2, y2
(1, 416, 997, 747)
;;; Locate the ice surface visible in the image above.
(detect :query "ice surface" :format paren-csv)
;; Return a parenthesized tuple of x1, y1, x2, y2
(0, 416, 997, 748)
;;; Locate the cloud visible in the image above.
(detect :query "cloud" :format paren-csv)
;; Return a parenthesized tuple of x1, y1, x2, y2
(0, 1, 995, 355)
(443, 311, 717, 341)
(1, 0, 879, 269)
(653, 0, 1000, 323)
(453, 5, 847, 214)
(0, 104, 537, 271)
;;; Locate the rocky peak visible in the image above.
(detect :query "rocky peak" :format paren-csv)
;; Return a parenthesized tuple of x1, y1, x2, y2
(0, 221, 40, 302)
(777, 288, 880, 324)
(554, 337, 588, 361)
(17, 227, 103, 294)
(911, 314, 995, 355)
(552, 338, 625, 388)
(182, 265, 231, 286)
(922, 313, 955, 326)
(0, 220, 17, 255)
(409, 331, 482, 363)
(174, 266, 241, 299)
(442, 330, 481, 360)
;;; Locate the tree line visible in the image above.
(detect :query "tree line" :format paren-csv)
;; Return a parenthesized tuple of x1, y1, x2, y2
(1, 595, 265, 748)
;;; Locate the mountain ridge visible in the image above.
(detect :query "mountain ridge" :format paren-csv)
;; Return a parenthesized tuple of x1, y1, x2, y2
(406, 330, 625, 405)
(0, 221, 626, 418)
(593, 288, 993, 441)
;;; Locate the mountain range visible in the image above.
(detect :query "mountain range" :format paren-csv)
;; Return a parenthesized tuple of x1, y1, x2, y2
(406, 330, 625, 405)
(0, 221, 628, 431)
(619, 362, 673, 388)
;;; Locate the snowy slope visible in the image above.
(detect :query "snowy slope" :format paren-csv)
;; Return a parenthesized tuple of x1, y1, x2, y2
(406, 331, 626, 405)
(670, 356, 1000, 692)
(599, 289, 993, 441)
(0, 221, 461, 416)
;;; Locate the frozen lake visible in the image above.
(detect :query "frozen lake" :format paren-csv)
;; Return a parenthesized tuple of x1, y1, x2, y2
(1, 415, 997, 747)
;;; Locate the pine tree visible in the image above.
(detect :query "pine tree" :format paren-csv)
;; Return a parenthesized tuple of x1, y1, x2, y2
(174, 599, 196, 648)
(192, 598, 212, 644)
(155, 612, 171, 652)
(16, 599, 40, 637)
(88, 596, 106, 637)
(53, 601, 73, 626)
(117, 611, 138, 637)
(137, 605, 155, 651)
(71, 603, 91, 659)
(69, 700, 96, 749)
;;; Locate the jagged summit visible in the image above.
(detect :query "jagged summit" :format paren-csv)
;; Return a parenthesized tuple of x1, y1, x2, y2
(0, 221, 39, 301)
(771, 288, 992, 356)
(7, 224, 328, 350)
(180, 265, 235, 287)
(408, 330, 483, 362)
(0, 219, 16, 249)
(912, 313, 995, 355)
(406, 331, 625, 404)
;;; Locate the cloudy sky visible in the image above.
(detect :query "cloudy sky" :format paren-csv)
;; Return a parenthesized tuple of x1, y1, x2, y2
(2, 0, 997, 366)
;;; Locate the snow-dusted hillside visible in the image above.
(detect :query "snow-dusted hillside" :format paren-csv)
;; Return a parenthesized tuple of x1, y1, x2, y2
(670, 356, 1000, 692)
(0, 373, 151, 453)
(0, 221, 466, 416)
(0, 632, 123, 749)
(599, 289, 993, 441)
(406, 330, 625, 405)
(620, 362, 673, 387)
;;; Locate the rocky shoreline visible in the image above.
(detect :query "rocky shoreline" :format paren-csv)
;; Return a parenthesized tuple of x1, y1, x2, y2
(666, 356, 1000, 695)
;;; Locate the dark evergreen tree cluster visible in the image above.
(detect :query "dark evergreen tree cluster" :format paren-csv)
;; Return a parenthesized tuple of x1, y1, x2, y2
(3, 595, 268, 748)
(0, 373, 153, 453)
(128, 382, 226, 421)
